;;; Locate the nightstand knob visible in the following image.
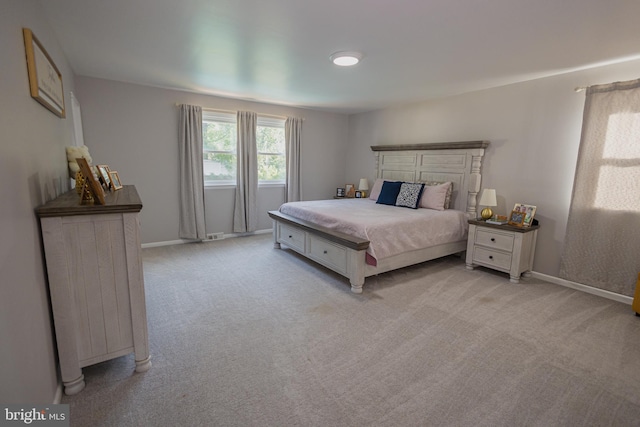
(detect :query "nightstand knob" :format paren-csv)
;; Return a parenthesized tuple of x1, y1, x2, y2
(491, 238, 496, 242)
(489, 255, 494, 260)
(323, 250, 328, 254)
(288, 235, 292, 238)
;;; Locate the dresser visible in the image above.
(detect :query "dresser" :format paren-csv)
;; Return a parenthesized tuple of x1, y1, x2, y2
(465, 219, 539, 283)
(36, 185, 151, 395)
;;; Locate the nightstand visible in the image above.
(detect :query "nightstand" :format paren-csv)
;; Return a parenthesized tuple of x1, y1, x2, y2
(465, 219, 539, 283)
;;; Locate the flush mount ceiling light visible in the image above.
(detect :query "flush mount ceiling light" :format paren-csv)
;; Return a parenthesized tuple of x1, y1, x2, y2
(330, 51, 363, 66)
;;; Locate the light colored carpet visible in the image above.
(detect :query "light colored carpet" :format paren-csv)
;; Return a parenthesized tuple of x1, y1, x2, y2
(62, 233, 640, 426)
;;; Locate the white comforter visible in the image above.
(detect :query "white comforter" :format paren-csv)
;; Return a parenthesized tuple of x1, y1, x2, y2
(279, 199, 468, 261)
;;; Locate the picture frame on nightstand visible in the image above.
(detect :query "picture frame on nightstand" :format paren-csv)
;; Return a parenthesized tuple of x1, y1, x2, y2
(513, 203, 537, 227)
(508, 209, 526, 227)
(345, 184, 355, 198)
(336, 187, 345, 197)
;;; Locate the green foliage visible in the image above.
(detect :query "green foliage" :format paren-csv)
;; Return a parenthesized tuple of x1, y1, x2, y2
(257, 126, 285, 181)
(203, 121, 286, 182)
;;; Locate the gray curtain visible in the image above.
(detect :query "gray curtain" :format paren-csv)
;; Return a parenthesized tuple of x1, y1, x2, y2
(285, 117, 302, 202)
(233, 111, 258, 232)
(559, 78, 640, 296)
(178, 104, 206, 240)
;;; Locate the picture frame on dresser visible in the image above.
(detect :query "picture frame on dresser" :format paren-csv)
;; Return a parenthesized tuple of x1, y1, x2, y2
(336, 187, 345, 197)
(109, 171, 123, 190)
(76, 157, 105, 204)
(96, 164, 111, 190)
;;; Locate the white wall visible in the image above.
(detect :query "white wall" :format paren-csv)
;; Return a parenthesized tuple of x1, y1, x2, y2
(74, 77, 349, 243)
(0, 0, 78, 403)
(347, 59, 640, 278)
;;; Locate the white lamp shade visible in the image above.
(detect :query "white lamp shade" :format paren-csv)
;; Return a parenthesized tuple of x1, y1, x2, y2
(358, 178, 369, 191)
(479, 189, 497, 206)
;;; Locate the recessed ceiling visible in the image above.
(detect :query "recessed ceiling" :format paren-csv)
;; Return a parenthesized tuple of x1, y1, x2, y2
(40, 0, 640, 113)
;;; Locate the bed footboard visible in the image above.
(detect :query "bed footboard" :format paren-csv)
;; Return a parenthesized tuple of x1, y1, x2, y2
(269, 210, 369, 293)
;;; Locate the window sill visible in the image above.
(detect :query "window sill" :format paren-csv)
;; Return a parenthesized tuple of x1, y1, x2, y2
(205, 183, 235, 190)
(204, 182, 285, 190)
(259, 182, 285, 188)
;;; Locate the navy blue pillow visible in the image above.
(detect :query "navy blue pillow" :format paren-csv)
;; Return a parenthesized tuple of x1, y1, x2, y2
(376, 181, 403, 205)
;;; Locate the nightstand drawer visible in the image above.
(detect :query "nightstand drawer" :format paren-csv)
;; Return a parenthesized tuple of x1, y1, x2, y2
(472, 247, 512, 271)
(475, 229, 514, 252)
(278, 224, 306, 252)
(308, 235, 347, 274)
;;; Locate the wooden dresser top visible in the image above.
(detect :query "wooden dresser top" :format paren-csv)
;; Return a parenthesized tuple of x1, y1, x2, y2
(36, 185, 142, 217)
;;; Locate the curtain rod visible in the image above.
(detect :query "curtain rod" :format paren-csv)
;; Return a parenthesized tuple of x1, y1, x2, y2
(175, 104, 300, 120)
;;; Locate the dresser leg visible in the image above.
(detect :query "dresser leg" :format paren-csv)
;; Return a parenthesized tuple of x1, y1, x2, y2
(510, 275, 521, 284)
(465, 264, 475, 270)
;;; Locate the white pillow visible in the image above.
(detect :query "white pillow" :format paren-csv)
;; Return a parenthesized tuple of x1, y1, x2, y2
(368, 178, 386, 200)
(419, 183, 450, 210)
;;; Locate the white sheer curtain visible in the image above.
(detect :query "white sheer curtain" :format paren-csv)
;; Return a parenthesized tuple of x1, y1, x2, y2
(285, 117, 302, 202)
(559, 79, 640, 296)
(233, 111, 258, 232)
(178, 104, 206, 240)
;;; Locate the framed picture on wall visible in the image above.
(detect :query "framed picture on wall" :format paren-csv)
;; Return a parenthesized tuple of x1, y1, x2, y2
(22, 28, 65, 118)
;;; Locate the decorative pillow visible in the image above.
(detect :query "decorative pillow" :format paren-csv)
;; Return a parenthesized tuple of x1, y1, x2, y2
(368, 178, 386, 200)
(422, 181, 453, 209)
(376, 181, 403, 205)
(395, 182, 425, 209)
(419, 183, 450, 210)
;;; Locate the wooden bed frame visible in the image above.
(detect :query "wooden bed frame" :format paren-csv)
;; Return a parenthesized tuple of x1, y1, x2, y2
(268, 141, 489, 293)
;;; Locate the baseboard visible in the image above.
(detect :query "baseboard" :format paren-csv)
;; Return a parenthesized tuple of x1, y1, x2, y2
(141, 229, 272, 248)
(531, 271, 633, 305)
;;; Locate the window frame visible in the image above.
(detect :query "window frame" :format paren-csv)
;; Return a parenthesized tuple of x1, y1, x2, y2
(202, 111, 237, 187)
(202, 111, 287, 188)
(256, 116, 286, 186)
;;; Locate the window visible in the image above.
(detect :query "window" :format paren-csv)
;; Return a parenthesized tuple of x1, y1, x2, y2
(257, 117, 285, 184)
(202, 112, 285, 186)
(203, 111, 236, 185)
(592, 111, 640, 211)
(560, 79, 640, 295)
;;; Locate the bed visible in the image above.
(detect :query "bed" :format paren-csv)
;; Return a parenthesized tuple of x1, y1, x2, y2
(268, 141, 489, 293)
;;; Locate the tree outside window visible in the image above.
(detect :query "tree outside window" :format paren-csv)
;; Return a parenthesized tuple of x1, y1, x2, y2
(202, 112, 285, 186)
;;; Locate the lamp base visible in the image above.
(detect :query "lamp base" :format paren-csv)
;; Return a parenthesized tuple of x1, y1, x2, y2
(481, 207, 494, 220)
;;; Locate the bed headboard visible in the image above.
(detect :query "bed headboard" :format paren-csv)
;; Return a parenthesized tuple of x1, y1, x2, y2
(371, 141, 489, 218)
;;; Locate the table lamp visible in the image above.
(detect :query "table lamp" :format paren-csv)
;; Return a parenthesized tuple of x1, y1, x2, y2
(358, 178, 369, 197)
(479, 188, 497, 220)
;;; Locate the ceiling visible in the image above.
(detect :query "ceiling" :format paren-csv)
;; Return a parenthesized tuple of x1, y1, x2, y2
(40, 0, 640, 114)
